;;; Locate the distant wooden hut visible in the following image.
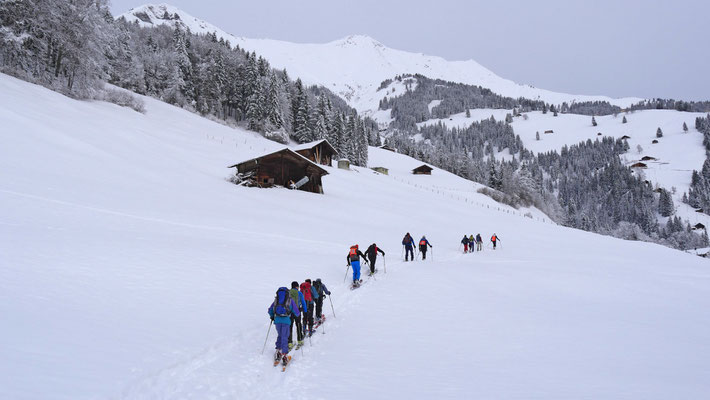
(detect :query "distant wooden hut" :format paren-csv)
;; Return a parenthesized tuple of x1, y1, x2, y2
(641, 156, 657, 161)
(380, 144, 396, 152)
(544, 130, 554, 134)
(371, 167, 389, 175)
(620, 135, 631, 140)
(338, 159, 350, 170)
(597, 132, 602, 136)
(631, 162, 648, 168)
(412, 164, 433, 175)
(294, 139, 337, 166)
(652, 139, 659, 144)
(228, 148, 328, 194)
(693, 223, 706, 230)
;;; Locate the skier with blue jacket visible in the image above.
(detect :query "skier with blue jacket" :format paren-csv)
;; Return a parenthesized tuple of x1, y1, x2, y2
(268, 287, 300, 366)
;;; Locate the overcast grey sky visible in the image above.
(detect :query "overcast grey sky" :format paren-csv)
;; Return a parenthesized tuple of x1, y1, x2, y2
(111, 0, 709, 100)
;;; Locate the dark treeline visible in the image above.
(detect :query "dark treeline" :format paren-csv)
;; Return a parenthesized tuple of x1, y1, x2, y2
(0, 0, 374, 165)
(684, 115, 710, 214)
(378, 74, 546, 129)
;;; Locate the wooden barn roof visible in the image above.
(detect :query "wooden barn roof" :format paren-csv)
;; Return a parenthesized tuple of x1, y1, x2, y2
(293, 139, 337, 155)
(228, 148, 329, 175)
(412, 164, 433, 173)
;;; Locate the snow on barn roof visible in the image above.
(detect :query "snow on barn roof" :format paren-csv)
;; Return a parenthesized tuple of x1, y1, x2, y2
(292, 139, 337, 154)
(227, 147, 328, 174)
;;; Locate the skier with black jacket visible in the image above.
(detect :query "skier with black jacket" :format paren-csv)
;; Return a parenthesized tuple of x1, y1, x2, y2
(312, 278, 331, 322)
(418, 236, 432, 260)
(402, 233, 415, 261)
(364, 243, 385, 275)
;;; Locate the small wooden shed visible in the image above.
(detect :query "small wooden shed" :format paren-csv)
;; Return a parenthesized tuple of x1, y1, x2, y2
(652, 139, 659, 144)
(371, 167, 389, 175)
(693, 223, 706, 230)
(380, 145, 396, 152)
(631, 162, 648, 168)
(412, 164, 433, 175)
(641, 156, 657, 161)
(338, 159, 350, 170)
(228, 148, 328, 194)
(620, 135, 631, 140)
(544, 130, 554, 134)
(294, 139, 337, 166)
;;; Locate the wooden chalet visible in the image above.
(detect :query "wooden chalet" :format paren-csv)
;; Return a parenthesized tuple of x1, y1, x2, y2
(380, 144, 396, 152)
(293, 139, 337, 166)
(631, 162, 648, 168)
(544, 130, 554, 134)
(693, 223, 706, 230)
(412, 164, 433, 175)
(371, 167, 389, 175)
(228, 148, 328, 194)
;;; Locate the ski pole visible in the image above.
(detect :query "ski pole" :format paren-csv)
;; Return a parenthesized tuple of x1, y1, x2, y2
(343, 264, 350, 282)
(261, 320, 273, 354)
(383, 256, 387, 274)
(401, 245, 404, 260)
(328, 295, 336, 318)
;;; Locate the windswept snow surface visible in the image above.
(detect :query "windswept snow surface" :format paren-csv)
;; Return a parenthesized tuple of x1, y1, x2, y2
(2, 73, 710, 400)
(119, 4, 643, 118)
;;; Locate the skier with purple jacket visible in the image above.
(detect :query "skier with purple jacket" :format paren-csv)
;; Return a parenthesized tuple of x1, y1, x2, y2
(268, 286, 300, 366)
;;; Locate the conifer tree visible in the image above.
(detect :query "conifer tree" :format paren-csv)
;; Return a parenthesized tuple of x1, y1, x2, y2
(656, 127, 663, 138)
(592, 116, 597, 127)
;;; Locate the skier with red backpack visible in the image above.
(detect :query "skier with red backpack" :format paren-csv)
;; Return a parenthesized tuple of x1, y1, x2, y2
(491, 233, 501, 249)
(268, 287, 300, 366)
(347, 244, 367, 287)
(300, 279, 316, 336)
(418, 236, 432, 260)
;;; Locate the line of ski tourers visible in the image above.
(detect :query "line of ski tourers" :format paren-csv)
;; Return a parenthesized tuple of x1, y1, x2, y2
(462, 233, 501, 253)
(267, 232, 502, 369)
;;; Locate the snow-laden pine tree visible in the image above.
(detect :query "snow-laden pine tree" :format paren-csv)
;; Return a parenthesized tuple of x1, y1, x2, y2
(658, 188, 675, 217)
(592, 116, 597, 127)
(683, 122, 689, 132)
(656, 127, 663, 138)
(622, 115, 628, 123)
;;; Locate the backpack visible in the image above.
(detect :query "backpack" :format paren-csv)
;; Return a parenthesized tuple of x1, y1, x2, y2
(313, 280, 324, 296)
(273, 287, 292, 317)
(349, 245, 359, 261)
(300, 282, 313, 302)
(419, 239, 427, 246)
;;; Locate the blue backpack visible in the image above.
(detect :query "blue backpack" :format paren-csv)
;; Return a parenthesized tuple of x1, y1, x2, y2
(273, 287, 292, 317)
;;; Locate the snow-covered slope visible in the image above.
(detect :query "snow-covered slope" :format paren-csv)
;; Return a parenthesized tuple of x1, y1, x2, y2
(119, 3, 643, 117)
(3, 73, 710, 400)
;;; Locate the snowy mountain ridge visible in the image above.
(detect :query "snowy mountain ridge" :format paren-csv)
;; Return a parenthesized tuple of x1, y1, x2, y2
(119, 3, 644, 117)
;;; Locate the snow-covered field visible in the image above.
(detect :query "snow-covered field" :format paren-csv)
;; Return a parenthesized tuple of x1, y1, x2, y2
(2, 73, 710, 400)
(119, 4, 643, 117)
